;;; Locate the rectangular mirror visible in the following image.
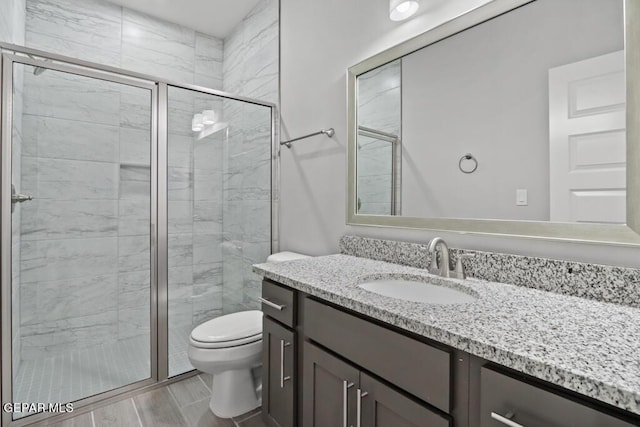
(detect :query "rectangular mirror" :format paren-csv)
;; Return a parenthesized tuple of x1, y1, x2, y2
(347, 0, 640, 245)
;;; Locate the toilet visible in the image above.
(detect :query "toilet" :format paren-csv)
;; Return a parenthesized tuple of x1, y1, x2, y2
(187, 310, 263, 418)
(187, 251, 310, 418)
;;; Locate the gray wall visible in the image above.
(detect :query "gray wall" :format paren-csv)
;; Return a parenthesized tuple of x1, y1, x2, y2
(279, 0, 640, 268)
(401, 0, 623, 220)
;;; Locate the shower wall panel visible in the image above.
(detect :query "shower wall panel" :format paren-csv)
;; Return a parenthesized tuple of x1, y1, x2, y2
(0, 0, 25, 45)
(167, 85, 227, 376)
(221, 0, 279, 313)
(20, 0, 224, 358)
(190, 130, 225, 325)
(19, 72, 128, 359)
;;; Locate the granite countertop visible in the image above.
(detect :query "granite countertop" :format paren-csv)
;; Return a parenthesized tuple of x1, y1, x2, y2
(253, 254, 640, 416)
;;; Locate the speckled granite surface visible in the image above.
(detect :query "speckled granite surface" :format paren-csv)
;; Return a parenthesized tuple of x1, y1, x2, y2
(340, 235, 640, 308)
(253, 254, 640, 416)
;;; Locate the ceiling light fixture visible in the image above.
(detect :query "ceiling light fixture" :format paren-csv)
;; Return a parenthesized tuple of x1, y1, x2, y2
(389, 0, 420, 21)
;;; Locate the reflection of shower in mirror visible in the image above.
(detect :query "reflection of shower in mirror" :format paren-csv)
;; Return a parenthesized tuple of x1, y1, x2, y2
(27, 54, 48, 75)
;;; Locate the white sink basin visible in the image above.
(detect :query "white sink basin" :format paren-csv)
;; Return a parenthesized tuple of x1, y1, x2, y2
(358, 279, 478, 305)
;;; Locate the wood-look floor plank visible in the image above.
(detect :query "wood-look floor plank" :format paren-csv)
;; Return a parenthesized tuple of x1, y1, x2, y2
(47, 411, 93, 427)
(133, 388, 188, 427)
(236, 412, 267, 427)
(92, 398, 141, 427)
(197, 373, 212, 391)
(179, 399, 235, 427)
(169, 376, 210, 408)
(232, 408, 261, 423)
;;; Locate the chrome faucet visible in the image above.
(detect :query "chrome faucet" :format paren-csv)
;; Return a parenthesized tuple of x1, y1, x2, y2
(427, 237, 471, 279)
(428, 237, 451, 277)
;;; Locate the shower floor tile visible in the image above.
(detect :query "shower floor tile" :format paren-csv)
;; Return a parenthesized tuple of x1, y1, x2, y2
(13, 324, 198, 420)
(13, 335, 151, 419)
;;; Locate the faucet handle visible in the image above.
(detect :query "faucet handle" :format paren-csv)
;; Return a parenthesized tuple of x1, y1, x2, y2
(453, 254, 474, 279)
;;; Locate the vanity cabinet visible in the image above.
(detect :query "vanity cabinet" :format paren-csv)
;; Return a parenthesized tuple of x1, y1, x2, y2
(303, 341, 450, 427)
(302, 297, 453, 426)
(261, 279, 640, 427)
(262, 280, 297, 427)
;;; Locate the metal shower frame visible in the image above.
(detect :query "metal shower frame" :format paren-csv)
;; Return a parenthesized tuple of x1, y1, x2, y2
(0, 42, 278, 427)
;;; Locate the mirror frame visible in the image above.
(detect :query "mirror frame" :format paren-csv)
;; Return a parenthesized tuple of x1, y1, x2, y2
(347, 0, 640, 246)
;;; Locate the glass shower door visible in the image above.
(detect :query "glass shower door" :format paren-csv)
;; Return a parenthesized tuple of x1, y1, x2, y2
(166, 85, 272, 377)
(2, 57, 156, 421)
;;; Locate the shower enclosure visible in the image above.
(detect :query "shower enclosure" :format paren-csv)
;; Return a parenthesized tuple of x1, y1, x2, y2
(0, 43, 275, 426)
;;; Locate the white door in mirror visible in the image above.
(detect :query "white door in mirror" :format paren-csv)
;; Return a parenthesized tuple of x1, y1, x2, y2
(549, 50, 626, 224)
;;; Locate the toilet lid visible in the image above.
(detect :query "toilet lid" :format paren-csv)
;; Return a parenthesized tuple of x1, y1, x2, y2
(191, 310, 262, 346)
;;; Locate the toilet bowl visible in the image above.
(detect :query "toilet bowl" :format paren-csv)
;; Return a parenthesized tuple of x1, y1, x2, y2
(187, 310, 263, 418)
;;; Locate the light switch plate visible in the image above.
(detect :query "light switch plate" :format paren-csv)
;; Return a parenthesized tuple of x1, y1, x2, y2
(516, 189, 528, 206)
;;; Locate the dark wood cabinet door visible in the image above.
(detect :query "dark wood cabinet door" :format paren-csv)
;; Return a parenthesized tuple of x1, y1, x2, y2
(359, 373, 451, 427)
(263, 317, 296, 427)
(303, 342, 360, 427)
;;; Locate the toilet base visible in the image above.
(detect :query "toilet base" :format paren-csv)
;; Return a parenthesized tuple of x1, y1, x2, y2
(209, 368, 261, 418)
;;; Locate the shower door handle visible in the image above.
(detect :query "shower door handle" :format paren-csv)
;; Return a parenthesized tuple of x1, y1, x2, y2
(11, 184, 33, 212)
(12, 194, 32, 203)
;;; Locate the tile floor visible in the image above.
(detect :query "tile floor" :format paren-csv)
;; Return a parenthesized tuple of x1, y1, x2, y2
(46, 373, 267, 427)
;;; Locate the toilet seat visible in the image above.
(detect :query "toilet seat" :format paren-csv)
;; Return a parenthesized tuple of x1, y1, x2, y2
(190, 332, 262, 349)
(190, 310, 262, 349)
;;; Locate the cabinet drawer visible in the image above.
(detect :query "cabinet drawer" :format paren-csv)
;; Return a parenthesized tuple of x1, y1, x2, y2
(480, 367, 637, 427)
(261, 280, 295, 327)
(304, 298, 451, 413)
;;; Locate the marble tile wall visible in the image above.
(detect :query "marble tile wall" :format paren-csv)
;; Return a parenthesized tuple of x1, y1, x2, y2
(166, 85, 226, 359)
(9, 0, 277, 360)
(221, 0, 278, 314)
(356, 60, 401, 215)
(18, 71, 147, 358)
(0, 0, 26, 44)
(20, 0, 225, 358)
(1, 0, 27, 377)
(190, 132, 225, 326)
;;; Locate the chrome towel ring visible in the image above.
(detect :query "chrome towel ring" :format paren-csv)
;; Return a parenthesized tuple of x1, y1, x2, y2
(459, 153, 478, 174)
